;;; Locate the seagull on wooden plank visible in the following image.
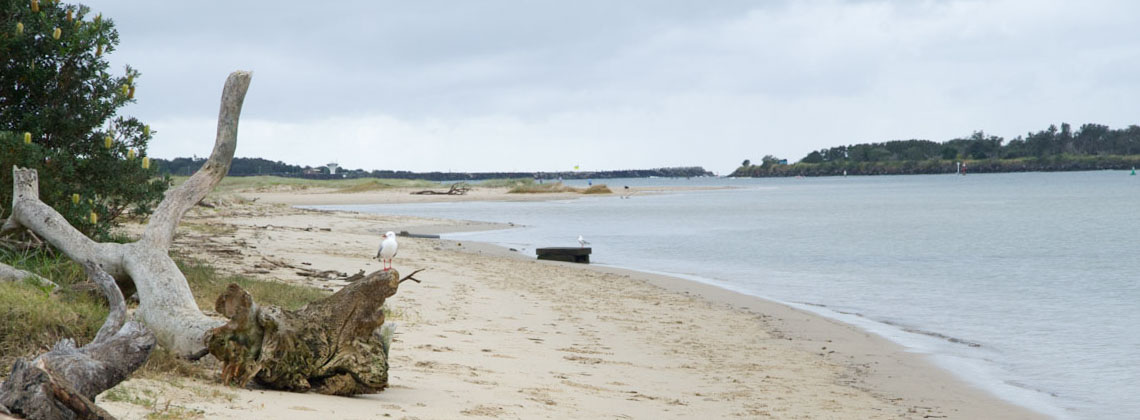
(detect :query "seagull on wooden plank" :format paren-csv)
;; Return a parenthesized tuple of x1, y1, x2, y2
(578, 235, 590, 248)
(377, 231, 398, 271)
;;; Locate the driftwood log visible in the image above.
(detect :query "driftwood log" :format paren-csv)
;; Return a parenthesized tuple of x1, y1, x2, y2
(410, 183, 470, 195)
(0, 71, 412, 397)
(0, 71, 252, 358)
(0, 262, 155, 419)
(207, 269, 420, 395)
(0, 264, 55, 290)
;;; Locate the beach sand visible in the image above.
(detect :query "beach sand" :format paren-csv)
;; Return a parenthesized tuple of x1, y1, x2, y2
(99, 187, 1046, 419)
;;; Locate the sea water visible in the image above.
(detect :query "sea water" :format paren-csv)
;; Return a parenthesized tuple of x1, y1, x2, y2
(313, 171, 1140, 419)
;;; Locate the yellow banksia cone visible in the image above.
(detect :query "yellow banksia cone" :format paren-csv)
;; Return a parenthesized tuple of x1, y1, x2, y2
(120, 85, 128, 96)
(66, 9, 73, 21)
(89, 212, 97, 224)
(128, 86, 135, 99)
(23, 132, 31, 144)
(104, 135, 112, 148)
(96, 44, 102, 56)
(72, 193, 80, 205)
(15, 22, 23, 36)
(52, 27, 60, 40)
(94, 13, 101, 24)
(142, 157, 151, 169)
(143, 125, 150, 137)
(127, 148, 136, 160)
(31, 0, 38, 13)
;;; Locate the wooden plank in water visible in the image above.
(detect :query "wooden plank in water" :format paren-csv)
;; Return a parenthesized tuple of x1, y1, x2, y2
(536, 247, 591, 264)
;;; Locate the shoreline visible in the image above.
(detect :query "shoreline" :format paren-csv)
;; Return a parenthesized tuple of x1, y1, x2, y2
(97, 187, 1051, 418)
(311, 185, 1055, 418)
(431, 232, 1051, 420)
(262, 186, 1050, 418)
(305, 186, 1050, 418)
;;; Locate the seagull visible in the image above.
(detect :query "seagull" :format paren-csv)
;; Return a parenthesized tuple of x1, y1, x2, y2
(578, 235, 590, 248)
(377, 231, 398, 271)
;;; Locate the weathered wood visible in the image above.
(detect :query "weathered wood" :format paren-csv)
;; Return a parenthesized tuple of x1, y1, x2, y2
(410, 183, 470, 195)
(0, 264, 56, 290)
(536, 247, 591, 263)
(0, 262, 155, 420)
(0, 71, 252, 358)
(207, 269, 409, 395)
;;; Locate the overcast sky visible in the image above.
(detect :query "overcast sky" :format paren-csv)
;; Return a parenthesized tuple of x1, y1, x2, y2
(86, 0, 1140, 174)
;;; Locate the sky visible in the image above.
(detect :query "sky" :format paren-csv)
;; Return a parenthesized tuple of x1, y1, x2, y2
(85, 0, 1140, 174)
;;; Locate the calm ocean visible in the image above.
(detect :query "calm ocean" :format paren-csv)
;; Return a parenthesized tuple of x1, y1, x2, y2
(313, 171, 1140, 419)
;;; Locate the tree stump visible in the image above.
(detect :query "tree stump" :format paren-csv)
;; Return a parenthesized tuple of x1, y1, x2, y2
(207, 269, 408, 395)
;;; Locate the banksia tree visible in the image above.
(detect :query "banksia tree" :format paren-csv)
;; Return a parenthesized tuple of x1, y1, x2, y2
(1, 0, 168, 238)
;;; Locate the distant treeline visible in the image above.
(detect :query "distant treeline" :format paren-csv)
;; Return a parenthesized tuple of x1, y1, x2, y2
(733, 123, 1140, 177)
(152, 157, 713, 180)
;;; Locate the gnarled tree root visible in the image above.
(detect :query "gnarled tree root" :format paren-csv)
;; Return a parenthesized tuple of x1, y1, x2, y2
(207, 269, 408, 395)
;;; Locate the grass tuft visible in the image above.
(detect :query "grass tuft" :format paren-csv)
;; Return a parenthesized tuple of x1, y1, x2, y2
(507, 182, 613, 194)
(477, 178, 534, 188)
(177, 257, 330, 311)
(583, 184, 612, 194)
(508, 182, 577, 193)
(0, 250, 105, 375)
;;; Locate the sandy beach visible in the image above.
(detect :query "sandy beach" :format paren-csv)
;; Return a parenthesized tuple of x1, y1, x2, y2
(99, 187, 1046, 419)
(240, 185, 731, 206)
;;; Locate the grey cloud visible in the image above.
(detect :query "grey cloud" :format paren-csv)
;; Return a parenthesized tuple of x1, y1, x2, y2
(80, 0, 1140, 173)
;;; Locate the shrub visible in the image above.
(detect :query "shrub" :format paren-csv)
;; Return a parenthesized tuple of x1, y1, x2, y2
(1, 0, 168, 238)
(582, 184, 612, 194)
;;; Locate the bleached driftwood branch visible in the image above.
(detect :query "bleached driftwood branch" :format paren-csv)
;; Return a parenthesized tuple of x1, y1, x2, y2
(0, 71, 252, 357)
(0, 264, 56, 290)
(2, 71, 410, 396)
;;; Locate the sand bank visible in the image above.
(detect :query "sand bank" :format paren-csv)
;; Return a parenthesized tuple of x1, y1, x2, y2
(240, 185, 730, 206)
(99, 195, 1045, 419)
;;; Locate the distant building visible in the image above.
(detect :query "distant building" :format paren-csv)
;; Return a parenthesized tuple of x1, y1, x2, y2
(327, 163, 339, 175)
(778, 159, 788, 165)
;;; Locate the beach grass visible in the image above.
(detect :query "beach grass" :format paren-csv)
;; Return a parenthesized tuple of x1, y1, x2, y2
(477, 178, 534, 188)
(175, 257, 330, 312)
(508, 181, 613, 194)
(583, 184, 612, 194)
(0, 250, 106, 376)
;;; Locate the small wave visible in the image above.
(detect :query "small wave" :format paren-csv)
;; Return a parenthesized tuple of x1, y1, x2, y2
(879, 320, 983, 348)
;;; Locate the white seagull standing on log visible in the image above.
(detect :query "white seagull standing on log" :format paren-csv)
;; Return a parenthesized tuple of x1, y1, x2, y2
(377, 231, 398, 271)
(578, 235, 590, 248)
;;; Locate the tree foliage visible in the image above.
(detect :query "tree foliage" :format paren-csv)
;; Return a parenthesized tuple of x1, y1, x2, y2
(733, 122, 1140, 177)
(1, 0, 167, 238)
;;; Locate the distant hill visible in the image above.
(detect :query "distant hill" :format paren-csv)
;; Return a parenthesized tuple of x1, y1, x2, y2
(732, 122, 1140, 177)
(151, 157, 713, 180)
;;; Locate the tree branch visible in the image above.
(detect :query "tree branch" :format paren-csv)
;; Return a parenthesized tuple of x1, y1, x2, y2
(0, 262, 57, 290)
(142, 71, 252, 249)
(0, 167, 123, 278)
(399, 268, 426, 284)
(84, 261, 126, 344)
